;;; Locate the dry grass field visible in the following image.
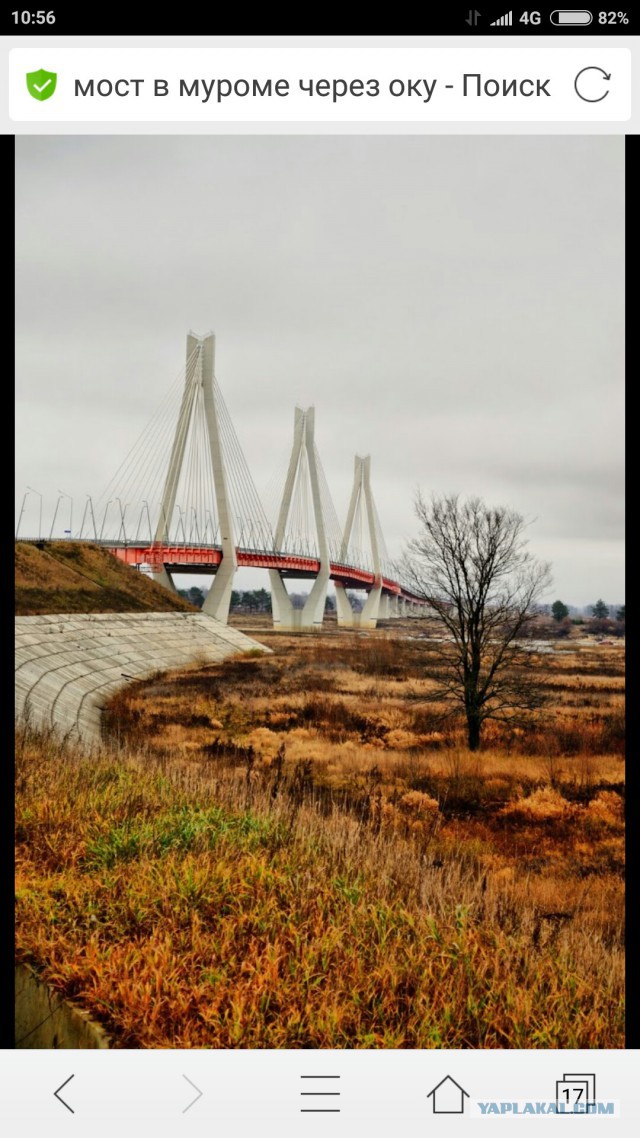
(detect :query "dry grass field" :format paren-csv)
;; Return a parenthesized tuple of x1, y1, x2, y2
(15, 622, 624, 1048)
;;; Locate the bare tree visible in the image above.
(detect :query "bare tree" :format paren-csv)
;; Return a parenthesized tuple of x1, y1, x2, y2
(403, 493, 552, 750)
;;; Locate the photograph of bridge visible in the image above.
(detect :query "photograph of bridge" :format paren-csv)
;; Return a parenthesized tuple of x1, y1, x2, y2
(15, 135, 624, 1049)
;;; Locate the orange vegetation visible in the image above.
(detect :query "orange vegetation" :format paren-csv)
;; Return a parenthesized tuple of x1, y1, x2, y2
(15, 627, 624, 1047)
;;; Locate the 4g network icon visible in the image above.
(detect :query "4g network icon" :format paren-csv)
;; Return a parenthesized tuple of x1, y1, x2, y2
(26, 68, 57, 101)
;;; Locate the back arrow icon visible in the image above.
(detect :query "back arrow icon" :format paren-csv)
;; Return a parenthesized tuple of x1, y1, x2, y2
(54, 1074, 75, 1114)
(182, 1074, 203, 1113)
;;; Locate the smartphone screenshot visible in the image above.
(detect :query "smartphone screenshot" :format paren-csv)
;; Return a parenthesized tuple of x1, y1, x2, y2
(6, 8, 633, 1136)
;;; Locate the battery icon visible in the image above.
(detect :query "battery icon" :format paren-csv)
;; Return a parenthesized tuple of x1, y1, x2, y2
(550, 10, 593, 23)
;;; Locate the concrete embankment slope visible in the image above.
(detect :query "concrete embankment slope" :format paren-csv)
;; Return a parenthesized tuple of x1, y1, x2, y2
(15, 612, 267, 743)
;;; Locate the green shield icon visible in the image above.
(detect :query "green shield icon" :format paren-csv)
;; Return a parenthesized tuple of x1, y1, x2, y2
(26, 69, 57, 102)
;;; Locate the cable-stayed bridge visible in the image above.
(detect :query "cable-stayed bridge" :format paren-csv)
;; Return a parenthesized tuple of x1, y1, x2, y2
(18, 332, 426, 631)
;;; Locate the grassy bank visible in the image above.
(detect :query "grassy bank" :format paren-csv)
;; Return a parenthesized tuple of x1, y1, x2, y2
(15, 540, 194, 615)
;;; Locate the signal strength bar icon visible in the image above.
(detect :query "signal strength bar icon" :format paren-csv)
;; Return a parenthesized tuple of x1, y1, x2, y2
(491, 11, 512, 23)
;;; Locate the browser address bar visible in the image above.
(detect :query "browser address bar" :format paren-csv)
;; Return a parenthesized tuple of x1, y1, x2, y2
(9, 47, 631, 122)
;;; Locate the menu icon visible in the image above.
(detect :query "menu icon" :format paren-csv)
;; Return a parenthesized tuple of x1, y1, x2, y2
(300, 1075, 341, 1112)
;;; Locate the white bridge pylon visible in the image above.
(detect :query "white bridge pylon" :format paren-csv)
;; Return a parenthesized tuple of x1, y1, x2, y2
(155, 332, 237, 623)
(336, 455, 394, 629)
(269, 407, 331, 631)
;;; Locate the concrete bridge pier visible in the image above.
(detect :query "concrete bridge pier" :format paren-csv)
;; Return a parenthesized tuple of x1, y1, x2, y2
(334, 580, 383, 630)
(203, 555, 237, 625)
(358, 579, 382, 629)
(269, 567, 329, 633)
(378, 592, 391, 620)
(334, 580, 355, 628)
(154, 564, 177, 593)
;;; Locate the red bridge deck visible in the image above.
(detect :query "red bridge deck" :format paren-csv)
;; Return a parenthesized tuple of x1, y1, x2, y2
(106, 543, 422, 602)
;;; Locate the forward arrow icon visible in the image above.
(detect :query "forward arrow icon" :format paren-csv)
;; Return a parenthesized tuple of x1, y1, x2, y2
(182, 1074, 203, 1113)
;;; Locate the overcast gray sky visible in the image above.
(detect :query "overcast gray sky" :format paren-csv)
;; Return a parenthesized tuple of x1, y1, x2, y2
(15, 135, 624, 606)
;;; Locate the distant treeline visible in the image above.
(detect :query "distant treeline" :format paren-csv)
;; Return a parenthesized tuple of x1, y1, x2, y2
(525, 599, 625, 638)
(177, 586, 342, 613)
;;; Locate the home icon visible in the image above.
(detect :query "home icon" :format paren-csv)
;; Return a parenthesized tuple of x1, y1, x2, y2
(428, 1075, 469, 1114)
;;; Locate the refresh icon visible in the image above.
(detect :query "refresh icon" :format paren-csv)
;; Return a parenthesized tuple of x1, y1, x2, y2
(574, 66, 611, 102)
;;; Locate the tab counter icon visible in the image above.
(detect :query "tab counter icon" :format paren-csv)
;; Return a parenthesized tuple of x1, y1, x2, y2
(26, 69, 57, 101)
